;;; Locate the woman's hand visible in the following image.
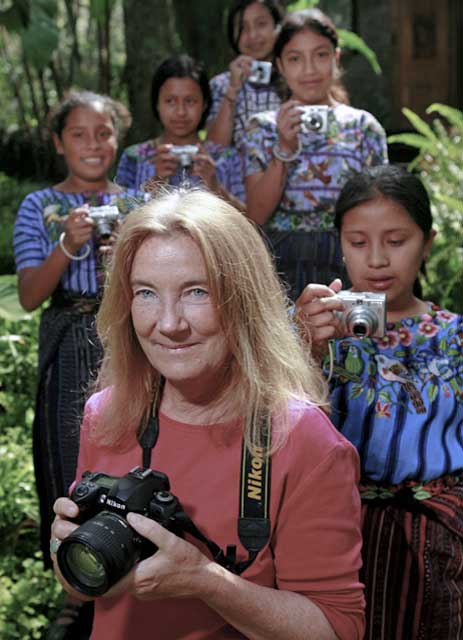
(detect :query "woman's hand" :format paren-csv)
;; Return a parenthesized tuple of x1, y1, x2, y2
(51, 497, 80, 549)
(105, 513, 213, 601)
(191, 147, 219, 191)
(276, 100, 304, 155)
(295, 278, 346, 357)
(229, 54, 254, 93)
(152, 144, 179, 180)
(62, 207, 94, 255)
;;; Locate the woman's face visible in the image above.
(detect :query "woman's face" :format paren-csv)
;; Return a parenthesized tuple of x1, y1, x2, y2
(276, 28, 338, 104)
(130, 233, 232, 397)
(53, 103, 118, 187)
(157, 77, 205, 143)
(341, 196, 434, 317)
(238, 2, 278, 60)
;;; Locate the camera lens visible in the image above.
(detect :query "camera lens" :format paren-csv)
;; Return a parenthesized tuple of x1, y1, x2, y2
(352, 322, 368, 338)
(306, 114, 323, 131)
(345, 307, 378, 339)
(57, 511, 143, 596)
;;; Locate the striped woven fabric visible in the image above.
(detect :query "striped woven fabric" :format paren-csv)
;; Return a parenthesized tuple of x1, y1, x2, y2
(33, 303, 103, 568)
(360, 475, 463, 640)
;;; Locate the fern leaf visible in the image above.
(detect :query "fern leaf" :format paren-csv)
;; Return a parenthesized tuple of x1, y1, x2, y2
(427, 104, 463, 131)
(338, 29, 381, 74)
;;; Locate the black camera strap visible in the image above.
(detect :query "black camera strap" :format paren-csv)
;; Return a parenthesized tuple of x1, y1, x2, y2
(139, 406, 271, 576)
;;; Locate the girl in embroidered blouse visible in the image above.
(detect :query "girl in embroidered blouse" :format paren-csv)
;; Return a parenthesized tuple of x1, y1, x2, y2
(296, 164, 463, 640)
(243, 9, 388, 300)
(14, 90, 145, 637)
(206, 0, 284, 148)
(115, 55, 245, 211)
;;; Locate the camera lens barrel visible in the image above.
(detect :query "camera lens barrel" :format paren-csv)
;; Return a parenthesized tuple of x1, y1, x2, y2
(345, 307, 378, 338)
(57, 511, 146, 596)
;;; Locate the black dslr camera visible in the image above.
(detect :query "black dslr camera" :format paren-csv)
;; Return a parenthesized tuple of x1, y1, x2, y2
(57, 467, 183, 596)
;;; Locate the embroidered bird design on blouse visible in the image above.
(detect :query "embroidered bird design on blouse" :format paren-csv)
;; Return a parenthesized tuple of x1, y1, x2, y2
(375, 354, 426, 414)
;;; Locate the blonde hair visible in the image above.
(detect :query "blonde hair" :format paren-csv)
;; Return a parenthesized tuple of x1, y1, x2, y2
(95, 189, 328, 452)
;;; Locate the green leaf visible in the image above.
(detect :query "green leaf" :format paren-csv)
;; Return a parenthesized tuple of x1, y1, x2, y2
(0, 276, 31, 321)
(435, 193, 463, 213)
(387, 133, 434, 151)
(366, 387, 375, 406)
(401, 108, 439, 143)
(379, 391, 391, 402)
(426, 103, 463, 131)
(338, 29, 381, 74)
(286, 0, 319, 11)
(427, 384, 438, 402)
(20, 4, 59, 68)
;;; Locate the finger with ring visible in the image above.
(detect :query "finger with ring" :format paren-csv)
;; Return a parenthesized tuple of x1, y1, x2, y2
(50, 537, 61, 555)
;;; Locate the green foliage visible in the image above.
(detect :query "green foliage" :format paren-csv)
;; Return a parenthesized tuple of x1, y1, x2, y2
(0, 173, 47, 275)
(0, 553, 63, 639)
(388, 104, 463, 313)
(338, 28, 381, 75)
(20, 1, 59, 69)
(0, 291, 62, 637)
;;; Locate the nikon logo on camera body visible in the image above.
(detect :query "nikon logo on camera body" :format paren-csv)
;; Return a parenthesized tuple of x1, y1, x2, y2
(106, 498, 126, 511)
(247, 447, 265, 501)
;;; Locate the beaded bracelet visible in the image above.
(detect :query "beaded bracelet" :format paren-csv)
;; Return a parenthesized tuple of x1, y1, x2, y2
(272, 140, 302, 163)
(59, 232, 91, 261)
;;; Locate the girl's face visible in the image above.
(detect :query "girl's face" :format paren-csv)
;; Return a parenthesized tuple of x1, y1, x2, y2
(341, 195, 435, 319)
(276, 28, 338, 104)
(238, 2, 278, 60)
(53, 103, 118, 188)
(157, 77, 205, 143)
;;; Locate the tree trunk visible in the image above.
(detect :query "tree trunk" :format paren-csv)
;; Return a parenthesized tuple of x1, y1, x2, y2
(123, 0, 179, 144)
(171, 0, 231, 77)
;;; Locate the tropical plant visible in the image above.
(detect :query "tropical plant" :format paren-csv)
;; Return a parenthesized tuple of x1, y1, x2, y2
(388, 104, 463, 313)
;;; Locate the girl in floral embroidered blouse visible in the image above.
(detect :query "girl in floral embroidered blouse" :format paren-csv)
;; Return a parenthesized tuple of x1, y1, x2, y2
(115, 55, 245, 211)
(296, 164, 463, 640)
(243, 9, 388, 299)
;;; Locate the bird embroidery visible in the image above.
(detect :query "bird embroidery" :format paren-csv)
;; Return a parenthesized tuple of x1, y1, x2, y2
(375, 354, 426, 414)
(344, 345, 365, 376)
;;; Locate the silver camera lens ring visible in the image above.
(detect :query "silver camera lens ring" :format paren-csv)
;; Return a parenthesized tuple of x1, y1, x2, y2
(345, 307, 378, 338)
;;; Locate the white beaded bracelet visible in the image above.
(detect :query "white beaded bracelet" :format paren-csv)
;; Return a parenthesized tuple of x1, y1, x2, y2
(272, 139, 302, 162)
(59, 232, 91, 261)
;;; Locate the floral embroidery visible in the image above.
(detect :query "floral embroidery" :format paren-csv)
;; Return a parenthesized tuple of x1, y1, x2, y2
(375, 400, 391, 418)
(243, 104, 388, 232)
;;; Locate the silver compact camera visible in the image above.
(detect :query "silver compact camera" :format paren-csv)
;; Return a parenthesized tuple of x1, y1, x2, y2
(248, 60, 272, 85)
(170, 144, 199, 168)
(88, 205, 120, 239)
(299, 105, 329, 134)
(334, 291, 386, 339)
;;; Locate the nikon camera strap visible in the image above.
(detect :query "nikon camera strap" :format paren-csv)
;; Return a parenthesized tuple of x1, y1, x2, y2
(139, 407, 271, 576)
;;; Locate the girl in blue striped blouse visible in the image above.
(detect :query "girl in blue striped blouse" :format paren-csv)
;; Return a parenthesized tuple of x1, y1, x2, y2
(13, 91, 145, 578)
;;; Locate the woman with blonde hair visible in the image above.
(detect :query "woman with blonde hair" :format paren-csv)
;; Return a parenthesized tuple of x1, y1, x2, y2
(50, 188, 365, 640)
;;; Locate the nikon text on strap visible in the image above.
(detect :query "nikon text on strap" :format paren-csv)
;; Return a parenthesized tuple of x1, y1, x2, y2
(139, 406, 272, 576)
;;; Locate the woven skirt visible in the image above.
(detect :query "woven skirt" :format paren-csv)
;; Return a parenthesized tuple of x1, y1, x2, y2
(33, 302, 103, 568)
(360, 474, 463, 640)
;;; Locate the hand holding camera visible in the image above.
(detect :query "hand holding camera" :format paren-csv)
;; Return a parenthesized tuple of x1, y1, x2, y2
(296, 279, 386, 359)
(61, 208, 95, 256)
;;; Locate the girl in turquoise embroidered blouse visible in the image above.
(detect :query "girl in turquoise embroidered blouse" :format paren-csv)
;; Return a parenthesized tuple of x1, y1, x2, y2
(296, 165, 463, 485)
